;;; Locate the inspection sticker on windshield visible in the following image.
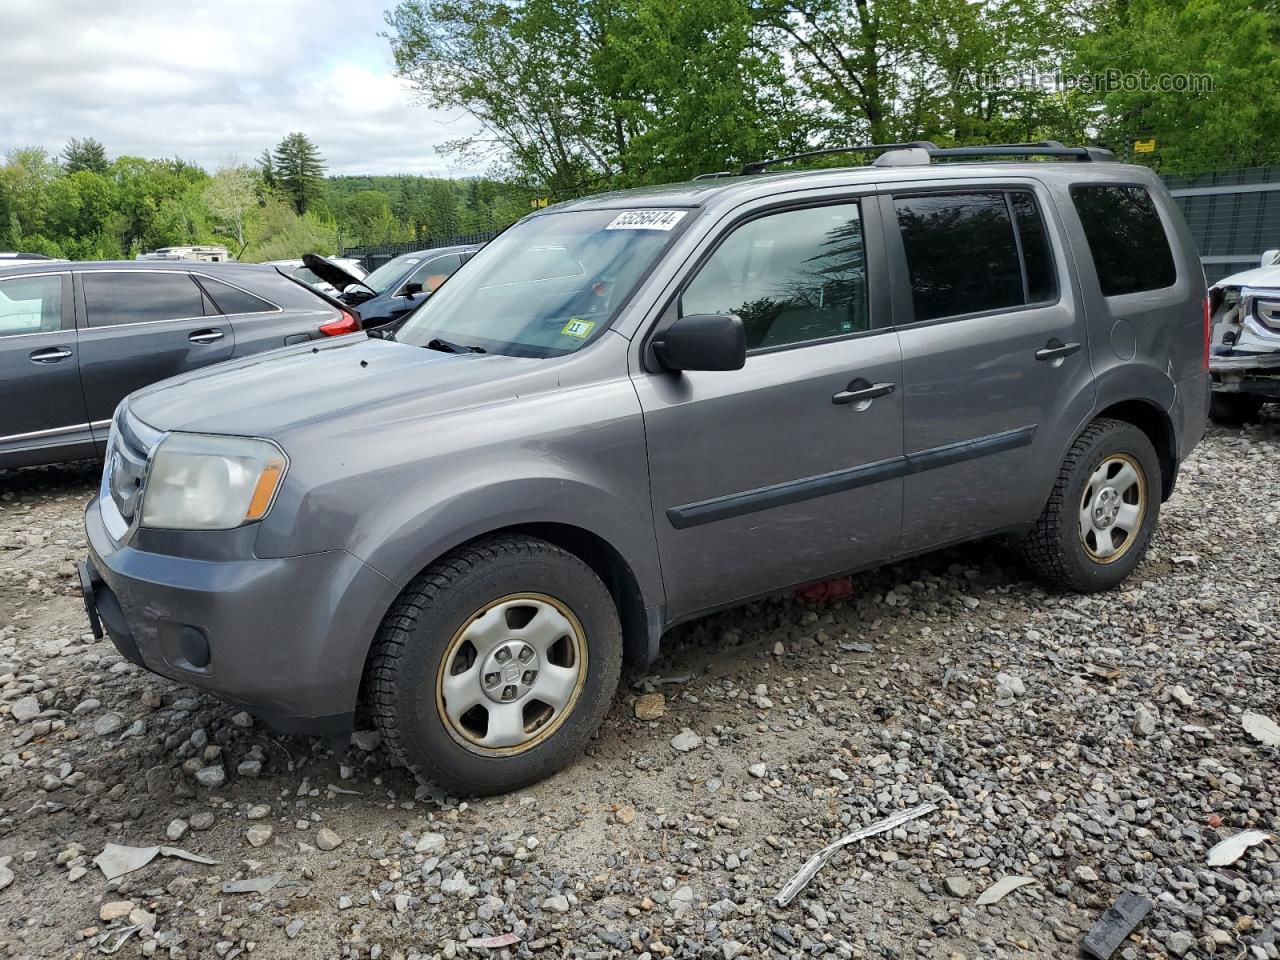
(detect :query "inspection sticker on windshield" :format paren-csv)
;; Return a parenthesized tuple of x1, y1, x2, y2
(561, 319, 596, 338)
(605, 210, 688, 231)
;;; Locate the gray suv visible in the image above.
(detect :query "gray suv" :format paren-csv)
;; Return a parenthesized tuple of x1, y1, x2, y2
(80, 143, 1210, 795)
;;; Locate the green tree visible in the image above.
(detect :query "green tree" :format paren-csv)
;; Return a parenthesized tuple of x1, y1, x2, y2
(204, 162, 259, 252)
(1071, 0, 1280, 170)
(62, 137, 109, 174)
(272, 133, 326, 214)
(242, 198, 338, 262)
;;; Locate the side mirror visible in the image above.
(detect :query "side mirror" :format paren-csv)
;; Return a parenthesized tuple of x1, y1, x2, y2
(402, 282, 424, 297)
(1262, 249, 1280, 267)
(652, 313, 746, 372)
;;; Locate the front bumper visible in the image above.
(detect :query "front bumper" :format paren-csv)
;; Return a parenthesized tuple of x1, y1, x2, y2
(83, 496, 398, 734)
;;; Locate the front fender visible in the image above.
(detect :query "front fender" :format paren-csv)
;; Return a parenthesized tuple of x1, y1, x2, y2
(357, 473, 664, 604)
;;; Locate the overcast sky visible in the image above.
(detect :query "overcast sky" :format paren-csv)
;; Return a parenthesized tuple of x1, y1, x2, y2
(0, 0, 485, 177)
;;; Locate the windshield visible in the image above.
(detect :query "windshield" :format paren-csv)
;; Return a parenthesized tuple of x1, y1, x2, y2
(396, 208, 692, 357)
(361, 253, 423, 294)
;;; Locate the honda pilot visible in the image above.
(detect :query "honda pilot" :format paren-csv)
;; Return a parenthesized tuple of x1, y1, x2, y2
(80, 142, 1210, 795)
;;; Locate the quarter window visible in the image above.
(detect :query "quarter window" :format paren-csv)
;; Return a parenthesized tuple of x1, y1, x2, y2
(1071, 184, 1176, 296)
(82, 272, 208, 327)
(681, 203, 870, 350)
(198, 276, 275, 315)
(0, 275, 62, 337)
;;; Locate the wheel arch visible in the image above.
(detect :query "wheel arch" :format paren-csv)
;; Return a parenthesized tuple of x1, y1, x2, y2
(1083, 398, 1178, 501)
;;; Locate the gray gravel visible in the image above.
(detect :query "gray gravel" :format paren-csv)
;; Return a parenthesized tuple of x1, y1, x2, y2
(0, 416, 1277, 959)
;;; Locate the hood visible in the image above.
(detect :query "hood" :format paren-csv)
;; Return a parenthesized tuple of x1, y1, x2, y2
(127, 336, 539, 437)
(1213, 265, 1280, 291)
(302, 253, 368, 293)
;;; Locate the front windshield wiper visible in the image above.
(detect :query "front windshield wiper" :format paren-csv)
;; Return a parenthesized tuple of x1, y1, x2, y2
(425, 337, 486, 355)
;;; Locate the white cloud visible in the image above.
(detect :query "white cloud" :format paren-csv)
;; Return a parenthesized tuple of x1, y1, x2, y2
(0, 0, 486, 176)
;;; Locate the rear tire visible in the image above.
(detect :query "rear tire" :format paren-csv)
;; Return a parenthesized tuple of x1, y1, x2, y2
(1020, 418, 1161, 592)
(365, 535, 622, 796)
(1209, 391, 1264, 426)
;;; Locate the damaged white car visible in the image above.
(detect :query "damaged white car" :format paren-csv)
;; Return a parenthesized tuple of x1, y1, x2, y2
(1209, 250, 1280, 424)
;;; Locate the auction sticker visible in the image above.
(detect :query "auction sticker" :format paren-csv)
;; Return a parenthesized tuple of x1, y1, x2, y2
(605, 209, 688, 231)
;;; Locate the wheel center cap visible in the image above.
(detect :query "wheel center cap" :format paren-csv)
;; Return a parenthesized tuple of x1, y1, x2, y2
(480, 640, 539, 704)
(1093, 487, 1120, 528)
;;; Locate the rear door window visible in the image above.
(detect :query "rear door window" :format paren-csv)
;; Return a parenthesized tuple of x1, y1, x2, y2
(197, 276, 277, 315)
(82, 272, 208, 327)
(895, 192, 1052, 322)
(1070, 184, 1177, 296)
(0, 275, 63, 336)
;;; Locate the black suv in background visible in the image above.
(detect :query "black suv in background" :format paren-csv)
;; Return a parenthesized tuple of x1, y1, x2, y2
(1, 261, 355, 470)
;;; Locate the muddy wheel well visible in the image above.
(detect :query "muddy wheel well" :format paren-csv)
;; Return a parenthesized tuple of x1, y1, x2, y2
(1094, 399, 1177, 500)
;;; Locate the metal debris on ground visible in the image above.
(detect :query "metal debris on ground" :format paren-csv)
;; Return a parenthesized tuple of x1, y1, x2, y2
(1080, 893, 1152, 959)
(1241, 712, 1280, 747)
(221, 874, 281, 894)
(98, 925, 142, 955)
(1206, 830, 1273, 867)
(93, 843, 221, 880)
(1083, 662, 1121, 681)
(465, 932, 522, 949)
(773, 802, 937, 907)
(975, 875, 1039, 906)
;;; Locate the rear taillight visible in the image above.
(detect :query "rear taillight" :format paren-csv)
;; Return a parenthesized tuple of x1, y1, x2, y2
(319, 310, 360, 337)
(1203, 295, 1212, 370)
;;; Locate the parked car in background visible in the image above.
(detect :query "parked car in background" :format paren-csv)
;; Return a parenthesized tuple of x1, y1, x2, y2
(303, 244, 478, 331)
(266, 256, 368, 298)
(137, 245, 233, 263)
(81, 142, 1208, 796)
(0, 252, 69, 265)
(1, 261, 357, 470)
(1209, 257, 1280, 423)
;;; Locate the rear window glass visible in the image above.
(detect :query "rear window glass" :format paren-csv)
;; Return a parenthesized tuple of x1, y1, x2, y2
(198, 276, 276, 315)
(82, 272, 208, 327)
(896, 193, 1023, 321)
(1070, 185, 1176, 296)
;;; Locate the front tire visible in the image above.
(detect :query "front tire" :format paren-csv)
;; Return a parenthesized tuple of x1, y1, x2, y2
(365, 535, 622, 796)
(1020, 418, 1161, 592)
(1209, 391, 1264, 426)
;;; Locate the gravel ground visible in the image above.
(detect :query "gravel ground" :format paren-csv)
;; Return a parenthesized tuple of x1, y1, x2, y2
(0, 416, 1277, 960)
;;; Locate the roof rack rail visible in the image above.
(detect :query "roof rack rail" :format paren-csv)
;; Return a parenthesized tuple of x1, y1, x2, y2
(740, 143, 937, 175)
(734, 140, 1115, 176)
(692, 171, 737, 181)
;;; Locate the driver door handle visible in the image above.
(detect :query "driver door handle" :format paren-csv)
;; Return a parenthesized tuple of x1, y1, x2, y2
(1035, 339, 1081, 362)
(189, 328, 225, 344)
(30, 346, 73, 363)
(832, 381, 895, 406)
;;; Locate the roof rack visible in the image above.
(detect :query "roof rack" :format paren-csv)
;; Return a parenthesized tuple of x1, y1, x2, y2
(730, 140, 1115, 177)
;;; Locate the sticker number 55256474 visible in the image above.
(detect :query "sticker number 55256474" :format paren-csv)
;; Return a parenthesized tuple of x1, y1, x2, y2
(604, 210, 688, 231)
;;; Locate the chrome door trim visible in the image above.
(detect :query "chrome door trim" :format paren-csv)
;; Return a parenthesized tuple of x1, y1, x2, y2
(0, 421, 93, 443)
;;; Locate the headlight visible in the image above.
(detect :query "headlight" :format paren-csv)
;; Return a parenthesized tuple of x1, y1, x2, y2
(141, 433, 288, 530)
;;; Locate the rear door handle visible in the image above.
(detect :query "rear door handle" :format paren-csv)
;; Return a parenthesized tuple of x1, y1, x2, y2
(30, 347, 73, 364)
(832, 381, 895, 406)
(189, 329, 225, 344)
(1035, 339, 1081, 363)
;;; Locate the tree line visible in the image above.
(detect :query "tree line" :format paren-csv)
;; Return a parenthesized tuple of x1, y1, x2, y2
(0, 133, 531, 262)
(384, 0, 1280, 195)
